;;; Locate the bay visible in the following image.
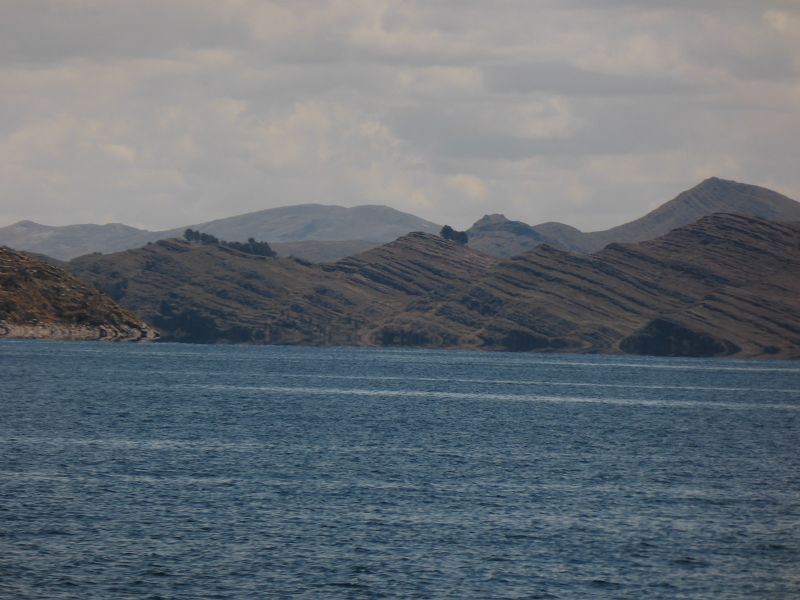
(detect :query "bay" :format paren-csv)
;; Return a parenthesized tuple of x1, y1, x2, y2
(1, 340, 799, 598)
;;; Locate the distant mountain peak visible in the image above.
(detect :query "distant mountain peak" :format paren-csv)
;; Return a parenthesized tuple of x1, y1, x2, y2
(466, 178, 800, 257)
(472, 214, 510, 227)
(700, 175, 724, 183)
(11, 220, 42, 228)
(621, 177, 800, 236)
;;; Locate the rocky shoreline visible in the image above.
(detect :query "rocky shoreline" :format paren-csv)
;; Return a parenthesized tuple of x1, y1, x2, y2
(0, 321, 158, 342)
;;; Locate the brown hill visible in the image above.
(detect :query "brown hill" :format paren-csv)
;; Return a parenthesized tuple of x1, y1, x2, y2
(0, 247, 157, 341)
(467, 177, 800, 256)
(381, 214, 800, 358)
(68, 215, 800, 358)
(69, 234, 496, 344)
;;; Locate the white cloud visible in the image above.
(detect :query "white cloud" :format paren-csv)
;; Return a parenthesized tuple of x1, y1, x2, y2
(447, 174, 487, 200)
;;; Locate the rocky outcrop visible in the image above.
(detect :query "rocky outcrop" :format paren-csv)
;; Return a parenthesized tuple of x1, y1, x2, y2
(0, 247, 157, 341)
(466, 215, 570, 257)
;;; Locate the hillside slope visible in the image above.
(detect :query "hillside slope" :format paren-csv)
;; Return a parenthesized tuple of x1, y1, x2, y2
(69, 234, 496, 344)
(269, 240, 379, 263)
(386, 214, 800, 358)
(0, 247, 157, 341)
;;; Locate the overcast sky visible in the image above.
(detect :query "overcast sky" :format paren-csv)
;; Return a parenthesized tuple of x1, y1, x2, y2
(2, 1, 799, 231)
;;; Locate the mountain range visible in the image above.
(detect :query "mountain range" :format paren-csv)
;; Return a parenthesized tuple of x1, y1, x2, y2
(4, 178, 800, 262)
(67, 213, 800, 358)
(0, 205, 440, 261)
(3, 176, 800, 357)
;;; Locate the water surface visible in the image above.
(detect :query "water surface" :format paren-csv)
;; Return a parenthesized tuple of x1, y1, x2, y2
(2, 341, 799, 598)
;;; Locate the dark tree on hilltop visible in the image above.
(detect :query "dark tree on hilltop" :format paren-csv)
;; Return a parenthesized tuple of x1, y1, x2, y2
(183, 228, 275, 257)
(440, 225, 468, 245)
(223, 238, 276, 257)
(199, 232, 219, 245)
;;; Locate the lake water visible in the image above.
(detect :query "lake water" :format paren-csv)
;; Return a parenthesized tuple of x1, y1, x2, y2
(1, 341, 799, 599)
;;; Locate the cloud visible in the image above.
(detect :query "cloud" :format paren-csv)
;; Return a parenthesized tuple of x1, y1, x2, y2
(447, 174, 487, 200)
(483, 61, 701, 96)
(0, 0, 798, 232)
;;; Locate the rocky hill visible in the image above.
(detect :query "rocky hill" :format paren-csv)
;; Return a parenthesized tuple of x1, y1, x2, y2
(68, 214, 800, 358)
(70, 234, 495, 344)
(0, 247, 157, 341)
(467, 177, 800, 256)
(0, 204, 441, 261)
(387, 214, 800, 358)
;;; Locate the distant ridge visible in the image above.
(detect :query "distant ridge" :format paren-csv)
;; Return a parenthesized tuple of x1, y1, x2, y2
(176, 204, 440, 244)
(0, 204, 441, 261)
(467, 177, 800, 256)
(584, 177, 800, 249)
(4, 178, 800, 262)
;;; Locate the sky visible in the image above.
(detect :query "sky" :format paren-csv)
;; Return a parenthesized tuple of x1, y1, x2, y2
(1, 1, 799, 232)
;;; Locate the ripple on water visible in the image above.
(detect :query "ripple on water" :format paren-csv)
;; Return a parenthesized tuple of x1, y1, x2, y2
(1, 341, 799, 599)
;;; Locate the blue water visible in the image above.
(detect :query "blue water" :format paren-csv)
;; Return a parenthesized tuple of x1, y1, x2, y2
(1, 341, 799, 599)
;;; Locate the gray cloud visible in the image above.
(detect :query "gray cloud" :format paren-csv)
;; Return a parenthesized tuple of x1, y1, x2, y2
(390, 96, 709, 162)
(0, 1, 245, 65)
(482, 62, 702, 96)
(1, 0, 798, 233)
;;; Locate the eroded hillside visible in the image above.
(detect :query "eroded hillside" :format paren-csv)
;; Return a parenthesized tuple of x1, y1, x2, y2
(70, 234, 496, 344)
(383, 214, 800, 358)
